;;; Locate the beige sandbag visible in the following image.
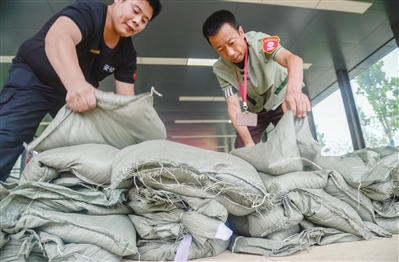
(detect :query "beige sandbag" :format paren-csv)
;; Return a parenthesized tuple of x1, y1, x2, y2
(27, 90, 166, 152)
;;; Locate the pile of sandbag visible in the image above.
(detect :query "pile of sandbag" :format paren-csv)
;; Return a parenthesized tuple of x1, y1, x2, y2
(0, 92, 398, 261)
(0, 90, 270, 261)
(225, 111, 397, 256)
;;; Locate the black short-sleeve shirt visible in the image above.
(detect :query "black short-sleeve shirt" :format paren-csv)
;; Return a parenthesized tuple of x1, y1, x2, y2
(12, 0, 137, 95)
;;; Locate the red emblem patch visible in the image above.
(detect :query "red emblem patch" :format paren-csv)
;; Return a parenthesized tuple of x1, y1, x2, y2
(262, 36, 280, 54)
(133, 72, 137, 81)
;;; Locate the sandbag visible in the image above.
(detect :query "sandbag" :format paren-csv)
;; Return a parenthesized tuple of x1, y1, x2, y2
(361, 152, 399, 187)
(324, 170, 376, 223)
(230, 110, 320, 175)
(247, 203, 303, 237)
(230, 110, 302, 175)
(126, 236, 229, 261)
(360, 181, 395, 201)
(372, 199, 399, 218)
(129, 209, 186, 240)
(374, 217, 399, 234)
(283, 188, 373, 239)
(227, 215, 251, 237)
(313, 154, 370, 187)
(0, 234, 47, 262)
(259, 169, 329, 197)
(111, 139, 271, 216)
(126, 186, 232, 261)
(6, 210, 137, 257)
(264, 224, 301, 241)
(39, 231, 122, 262)
(0, 182, 130, 227)
(229, 228, 363, 257)
(27, 90, 166, 152)
(314, 148, 398, 189)
(20, 144, 119, 186)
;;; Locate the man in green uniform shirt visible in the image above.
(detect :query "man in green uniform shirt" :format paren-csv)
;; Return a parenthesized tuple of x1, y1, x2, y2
(202, 10, 311, 149)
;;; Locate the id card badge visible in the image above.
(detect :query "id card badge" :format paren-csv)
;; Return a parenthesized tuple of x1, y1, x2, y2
(236, 111, 258, 126)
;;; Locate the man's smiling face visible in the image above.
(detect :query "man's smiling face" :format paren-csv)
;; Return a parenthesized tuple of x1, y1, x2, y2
(112, 0, 153, 37)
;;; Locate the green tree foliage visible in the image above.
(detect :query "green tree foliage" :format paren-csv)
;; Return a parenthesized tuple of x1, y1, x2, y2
(355, 60, 399, 146)
(357, 107, 391, 147)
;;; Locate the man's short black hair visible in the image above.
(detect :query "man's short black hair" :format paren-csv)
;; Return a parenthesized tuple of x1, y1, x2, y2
(120, 0, 162, 21)
(148, 0, 162, 21)
(202, 10, 239, 45)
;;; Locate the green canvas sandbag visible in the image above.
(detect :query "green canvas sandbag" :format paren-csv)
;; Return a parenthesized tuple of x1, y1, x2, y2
(126, 186, 232, 261)
(374, 217, 399, 234)
(359, 152, 399, 200)
(130, 210, 231, 245)
(372, 198, 399, 218)
(313, 154, 370, 187)
(313, 148, 398, 189)
(360, 181, 395, 201)
(229, 228, 363, 257)
(126, 237, 229, 261)
(230, 110, 302, 175)
(259, 169, 329, 197)
(283, 188, 373, 239)
(8, 209, 137, 257)
(111, 139, 271, 216)
(230, 110, 320, 175)
(227, 214, 251, 237)
(0, 182, 130, 227)
(127, 186, 186, 214)
(372, 199, 399, 234)
(39, 231, 122, 262)
(324, 170, 376, 223)
(0, 233, 47, 262)
(27, 91, 166, 152)
(20, 144, 119, 186)
(264, 224, 301, 241)
(247, 203, 303, 237)
(129, 209, 185, 240)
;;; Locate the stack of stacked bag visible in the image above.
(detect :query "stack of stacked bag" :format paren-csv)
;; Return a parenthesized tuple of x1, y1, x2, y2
(227, 110, 397, 256)
(0, 90, 398, 261)
(0, 90, 271, 261)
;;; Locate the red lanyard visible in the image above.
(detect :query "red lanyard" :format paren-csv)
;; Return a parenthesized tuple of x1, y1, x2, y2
(234, 44, 249, 111)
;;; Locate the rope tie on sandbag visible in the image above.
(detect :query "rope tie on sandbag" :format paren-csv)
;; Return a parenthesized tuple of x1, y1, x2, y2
(357, 183, 362, 210)
(151, 86, 163, 97)
(230, 236, 243, 253)
(262, 255, 279, 262)
(299, 157, 324, 170)
(251, 194, 268, 208)
(57, 244, 63, 255)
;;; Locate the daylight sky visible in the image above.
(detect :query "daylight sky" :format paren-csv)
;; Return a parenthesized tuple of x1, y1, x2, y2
(312, 48, 399, 153)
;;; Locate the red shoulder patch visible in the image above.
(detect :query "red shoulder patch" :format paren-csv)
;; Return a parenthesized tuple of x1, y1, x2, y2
(262, 36, 280, 54)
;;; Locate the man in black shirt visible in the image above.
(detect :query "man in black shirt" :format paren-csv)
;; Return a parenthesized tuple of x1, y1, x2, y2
(0, 0, 162, 181)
